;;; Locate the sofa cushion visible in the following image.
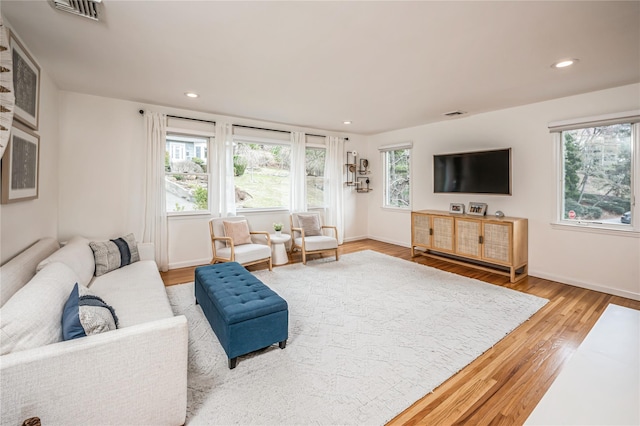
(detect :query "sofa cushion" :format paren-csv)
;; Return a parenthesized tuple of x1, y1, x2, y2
(0, 262, 79, 355)
(223, 220, 252, 246)
(62, 283, 119, 341)
(297, 214, 322, 236)
(0, 237, 60, 307)
(89, 234, 140, 277)
(88, 261, 173, 328)
(37, 236, 95, 287)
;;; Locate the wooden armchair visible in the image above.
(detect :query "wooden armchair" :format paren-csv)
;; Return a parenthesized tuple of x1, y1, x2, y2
(209, 216, 272, 271)
(290, 212, 339, 265)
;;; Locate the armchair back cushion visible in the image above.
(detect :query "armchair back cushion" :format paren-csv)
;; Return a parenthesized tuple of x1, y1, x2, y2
(296, 214, 322, 236)
(223, 220, 253, 246)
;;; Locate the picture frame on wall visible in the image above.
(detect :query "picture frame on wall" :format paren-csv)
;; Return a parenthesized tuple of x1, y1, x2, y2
(449, 202, 465, 214)
(1, 121, 39, 204)
(468, 202, 488, 216)
(9, 30, 40, 131)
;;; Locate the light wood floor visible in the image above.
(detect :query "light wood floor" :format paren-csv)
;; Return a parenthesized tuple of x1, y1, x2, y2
(160, 239, 640, 425)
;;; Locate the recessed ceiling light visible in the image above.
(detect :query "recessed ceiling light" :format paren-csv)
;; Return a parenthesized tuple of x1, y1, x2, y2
(343, 120, 352, 125)
(552, 59, 579, 68)
(185, 92, 199, 98)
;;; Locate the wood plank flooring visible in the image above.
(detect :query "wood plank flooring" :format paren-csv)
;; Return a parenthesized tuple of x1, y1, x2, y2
(160, 239, 640, 425)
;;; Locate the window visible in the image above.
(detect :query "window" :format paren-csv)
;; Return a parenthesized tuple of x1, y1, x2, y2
(234, 142, 291, 209)
(306, 147, 326, 208)
(381, 145, 411, 209)
(165, 134, 209, 214)
(557, 121, 637, 229)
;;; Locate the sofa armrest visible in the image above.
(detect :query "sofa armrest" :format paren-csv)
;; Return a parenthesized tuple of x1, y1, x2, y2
(0, 316, 188, 426)
(137, 242, 155, 261)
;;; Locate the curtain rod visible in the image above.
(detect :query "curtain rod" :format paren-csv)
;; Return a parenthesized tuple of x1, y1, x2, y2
(138, 110, 347, 140)
(138, 110, 216, 125)
(233, 124, 349, 141)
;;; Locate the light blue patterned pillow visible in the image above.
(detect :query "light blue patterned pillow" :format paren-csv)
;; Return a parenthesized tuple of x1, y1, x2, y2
(62, 283, 118, 340)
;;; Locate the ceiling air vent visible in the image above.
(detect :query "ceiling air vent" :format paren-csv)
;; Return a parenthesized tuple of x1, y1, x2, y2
(444, 110, 466, 117)
(49, 0, 102, 21)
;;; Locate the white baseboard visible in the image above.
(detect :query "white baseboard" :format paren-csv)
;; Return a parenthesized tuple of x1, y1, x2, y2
(168, 257, 210, 270)
(529, 269, 640, 301)
(366, 235, 412, 248)
(343, 235, 368, 243)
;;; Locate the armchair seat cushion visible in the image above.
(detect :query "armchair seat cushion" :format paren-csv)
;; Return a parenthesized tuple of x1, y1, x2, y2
(294, 235, 338, 251)
(215, 244, 272, 265)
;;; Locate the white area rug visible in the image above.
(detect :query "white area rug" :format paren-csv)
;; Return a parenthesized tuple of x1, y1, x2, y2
(166, 250, 548, 425)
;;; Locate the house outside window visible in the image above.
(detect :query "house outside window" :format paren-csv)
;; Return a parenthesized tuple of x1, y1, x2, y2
(165, 134, 209, 214)
(549, 110, 640, 231)
(381, 144, 412, 209)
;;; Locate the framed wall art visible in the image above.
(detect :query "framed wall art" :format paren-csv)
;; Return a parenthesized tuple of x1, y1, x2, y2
(1, 121, 39, 203)
(468, 202, 488, 216)
(9, 30, 40, 131)
(449, 202, 465, 214)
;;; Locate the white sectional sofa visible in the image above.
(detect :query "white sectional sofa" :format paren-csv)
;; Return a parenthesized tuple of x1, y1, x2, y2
(0, 236, 188, 426)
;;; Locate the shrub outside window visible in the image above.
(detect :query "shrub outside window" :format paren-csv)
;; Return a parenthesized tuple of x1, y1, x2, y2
(165, 134, 209, 213)
(561, 123, 633, 226)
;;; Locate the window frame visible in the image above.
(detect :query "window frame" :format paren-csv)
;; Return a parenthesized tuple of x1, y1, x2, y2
(165, 130, 213, 217)
(380, 142, 412, 211)
(551, 114, 639, 236)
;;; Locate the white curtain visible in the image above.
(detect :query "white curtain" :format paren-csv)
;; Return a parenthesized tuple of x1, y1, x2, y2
(213, 122, 236, 217)
(143, 112, 169, 271)
(324, 136, 345, 244)
(290, 131, 307, 212)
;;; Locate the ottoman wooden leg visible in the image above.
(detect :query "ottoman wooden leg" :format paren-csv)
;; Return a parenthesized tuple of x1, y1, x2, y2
(279, 340, 287, 349)
(229, 357, 238, 369)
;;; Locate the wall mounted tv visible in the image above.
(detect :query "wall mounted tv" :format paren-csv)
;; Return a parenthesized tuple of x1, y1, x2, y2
(433, 148, 511, 195)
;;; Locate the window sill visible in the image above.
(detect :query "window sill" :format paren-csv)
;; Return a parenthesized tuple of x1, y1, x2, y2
(381, 206, 412, 213)
(168, 211, 211, 219)
(550, 221, 639, 238)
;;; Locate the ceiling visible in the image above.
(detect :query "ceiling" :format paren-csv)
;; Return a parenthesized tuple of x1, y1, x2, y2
(2, 1, 639, 135)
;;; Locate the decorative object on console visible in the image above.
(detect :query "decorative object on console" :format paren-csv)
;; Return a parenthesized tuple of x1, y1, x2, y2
(468, 202, 488, 216)
(495, 210, 505, 218)
(1, 121, 39, 204)
(8, 30, 39, 131)
(449, 203, 465, 214)
(0, 16, 15, 159)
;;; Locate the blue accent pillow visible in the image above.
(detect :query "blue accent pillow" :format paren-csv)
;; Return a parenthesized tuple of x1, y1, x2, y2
(62, 283, 119, 341)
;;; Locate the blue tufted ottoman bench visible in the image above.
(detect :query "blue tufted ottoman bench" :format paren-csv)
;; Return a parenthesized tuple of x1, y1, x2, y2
(194, 262, 288, 369)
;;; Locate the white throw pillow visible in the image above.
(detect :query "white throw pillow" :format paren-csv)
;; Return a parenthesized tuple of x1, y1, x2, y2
(297, 214, 322, 236)
(0, 262, 80, 355)
(37, 236, 95, 287)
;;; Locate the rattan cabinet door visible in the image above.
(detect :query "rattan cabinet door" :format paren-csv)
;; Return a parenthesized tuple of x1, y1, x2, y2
(482, 222, 512, 265)
(455, 218, 481, 259)
(412, 213, 432, 247)
(432, 216, 454, 252)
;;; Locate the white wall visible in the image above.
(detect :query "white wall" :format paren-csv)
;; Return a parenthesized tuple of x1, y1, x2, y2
(57, 92, 367, 268)
(366, 84, 640, 300)
(0, 38, 59, 264)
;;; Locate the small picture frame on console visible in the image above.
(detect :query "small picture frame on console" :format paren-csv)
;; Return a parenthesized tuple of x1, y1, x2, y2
(468, 202, 488, 216)
(449, 203, 465, 214)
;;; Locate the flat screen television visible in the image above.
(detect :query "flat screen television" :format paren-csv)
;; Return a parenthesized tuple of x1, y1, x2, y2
(433, 148, 511, 195)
